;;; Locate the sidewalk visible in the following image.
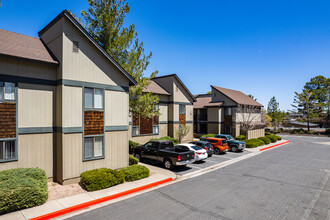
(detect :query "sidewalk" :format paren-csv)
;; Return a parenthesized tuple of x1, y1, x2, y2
(2, 163, 176, 220)
(244, 139, 290, 153)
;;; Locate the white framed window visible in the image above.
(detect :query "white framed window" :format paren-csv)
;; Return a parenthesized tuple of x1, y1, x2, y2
(84, 136, 104, 160)
(0, 82, 15, 101)
(0, 140, 16, 161)
(84, 88, 103, 109)
(179, 104, 186, 115)
(225, 108, 232, 116)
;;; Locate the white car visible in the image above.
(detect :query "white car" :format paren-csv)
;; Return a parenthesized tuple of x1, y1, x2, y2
(177, 143, 208, 161)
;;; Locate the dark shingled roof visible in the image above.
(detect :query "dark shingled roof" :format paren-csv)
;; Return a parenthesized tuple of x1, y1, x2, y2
(143, 80, 170, 95)
(211, 85, 263, 107)
(0, 29, 58, 64)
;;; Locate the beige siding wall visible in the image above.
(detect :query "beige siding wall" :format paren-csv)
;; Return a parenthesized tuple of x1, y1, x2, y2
(247, 129, 265, 139)
(129, 124, 168, 144)
(105, 90, 129, 126)
(159, 105, 168, 122)
(62, 86, 82, 127)
(186, 105, 194, 122)
(61, 131, 128, 182)
(173, 80, 194, 103)
(0, 134, 53, 178)
(172, 123, 194, 143)
(235, 112, 262, 123)
(0, 57, 57, 80)
(61, 21, 128, 87)
(18, 83, 55, 128)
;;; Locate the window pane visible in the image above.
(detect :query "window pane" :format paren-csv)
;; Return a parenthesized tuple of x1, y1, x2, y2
(94, 136, 103, 157)
(5, 141, 15, 159)
(179, 104, 186, 114)
(4, 82, 15, 100)
(84, 137, 93, 159)
(153, 125, 159, 134)
(0, 82, 3, 100)
(94, 89, 103, 109)
(84, 88, 93, 109)
(132, 127, 140, 136)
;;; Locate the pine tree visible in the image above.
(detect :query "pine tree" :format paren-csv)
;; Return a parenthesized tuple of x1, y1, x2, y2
(267, 97, 283, 131)
(81, 0, 159, 117)
(292, 89, 318, 131)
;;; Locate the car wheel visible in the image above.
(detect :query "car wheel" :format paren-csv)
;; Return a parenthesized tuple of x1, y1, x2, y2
(163, 159, 173, 170)
(231, 146, 238, 152)
(134, 153, 142, 161)
(214, 148, 220, 155)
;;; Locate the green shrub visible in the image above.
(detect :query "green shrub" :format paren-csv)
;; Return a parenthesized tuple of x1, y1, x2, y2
(150, 136, 179, 145)
(290, 128, 305, 134)
(235, 135, 246, 141)
(266, 135, 278, 142)
(121, 165, 150, 182)
(201, 134, 216, 138)
(129, 155, 139, 166)
(80, 168, 125, 192)
(274, 135, 282, 140)
(129, 140, 140, 154)
(265, 132, 272, 136)
(243, 138, 265, 148)
(258, 136, 271, 145)
(0, 168, 48, 215)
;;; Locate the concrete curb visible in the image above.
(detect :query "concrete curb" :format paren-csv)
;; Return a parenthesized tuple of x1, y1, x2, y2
(30, 178, 173, 220)
(259, 140, 291, 151)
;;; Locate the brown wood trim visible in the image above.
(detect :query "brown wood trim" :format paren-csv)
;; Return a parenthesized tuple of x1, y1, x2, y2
(179, 114, 186, 125)
(140, 116, 153, 135)
(84, 111, 104, 135)
(0, 103, 16, 138)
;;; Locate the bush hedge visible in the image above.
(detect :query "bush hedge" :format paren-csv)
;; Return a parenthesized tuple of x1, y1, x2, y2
(235, 135, 246, 141)
(265, 132, 272, 136)
(129, 155, 139, 166)
(201, 134, 216, 138)
(121, 165, 150, 182)
(266, 135, 278, 143)
(243, 138, 265, 148)
(258, 136, 271, 145)
(0, 168, 48, 215)
(80, 168, 125, 192)
(129, 140, 139, 154)
(274, 135, 282, 140)
(150, 136, 179, 145)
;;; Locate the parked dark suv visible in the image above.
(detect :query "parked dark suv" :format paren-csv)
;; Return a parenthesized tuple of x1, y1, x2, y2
(189, 141, 213, 157)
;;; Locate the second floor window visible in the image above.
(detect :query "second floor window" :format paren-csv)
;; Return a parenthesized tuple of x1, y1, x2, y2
(84, 88, 103, 109)
(0, 82, 15, 101)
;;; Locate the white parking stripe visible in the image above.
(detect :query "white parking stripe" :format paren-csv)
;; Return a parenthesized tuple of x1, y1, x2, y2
(187, 164, 202, 170)
(205, 160, 219, 163)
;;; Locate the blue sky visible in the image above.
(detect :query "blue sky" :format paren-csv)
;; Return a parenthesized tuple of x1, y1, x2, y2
(1, 0, 329, 111)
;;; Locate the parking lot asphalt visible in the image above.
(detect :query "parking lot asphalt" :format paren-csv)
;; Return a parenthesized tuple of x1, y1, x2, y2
(69, 135, 330, 220)
(171, 150, 252, 176)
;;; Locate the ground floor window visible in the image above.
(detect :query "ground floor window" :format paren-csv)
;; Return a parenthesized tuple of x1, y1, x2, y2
(0, 140, 16, 161)
(84, 136, 104, 160)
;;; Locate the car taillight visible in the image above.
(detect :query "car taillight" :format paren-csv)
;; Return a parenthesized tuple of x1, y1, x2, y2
(197, 152, 202, 155)
(204, 147, 208, 150)
(177, 155, 181, 161)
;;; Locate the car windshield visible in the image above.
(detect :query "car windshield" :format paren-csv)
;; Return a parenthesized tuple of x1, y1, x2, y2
(191, 146, 201, 151)
(206, 143, 212, 148)
(227, 136, 234, 140)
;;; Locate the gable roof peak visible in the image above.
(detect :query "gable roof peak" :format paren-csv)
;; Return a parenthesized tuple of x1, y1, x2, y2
(39, 9, 137, 86)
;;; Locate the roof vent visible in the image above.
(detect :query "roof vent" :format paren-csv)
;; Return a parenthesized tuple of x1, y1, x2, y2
(73, 41, 79, 53)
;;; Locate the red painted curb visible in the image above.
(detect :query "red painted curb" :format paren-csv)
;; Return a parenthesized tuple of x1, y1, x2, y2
(260, 141, 291, 151)
(30, 177, 173, 220)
